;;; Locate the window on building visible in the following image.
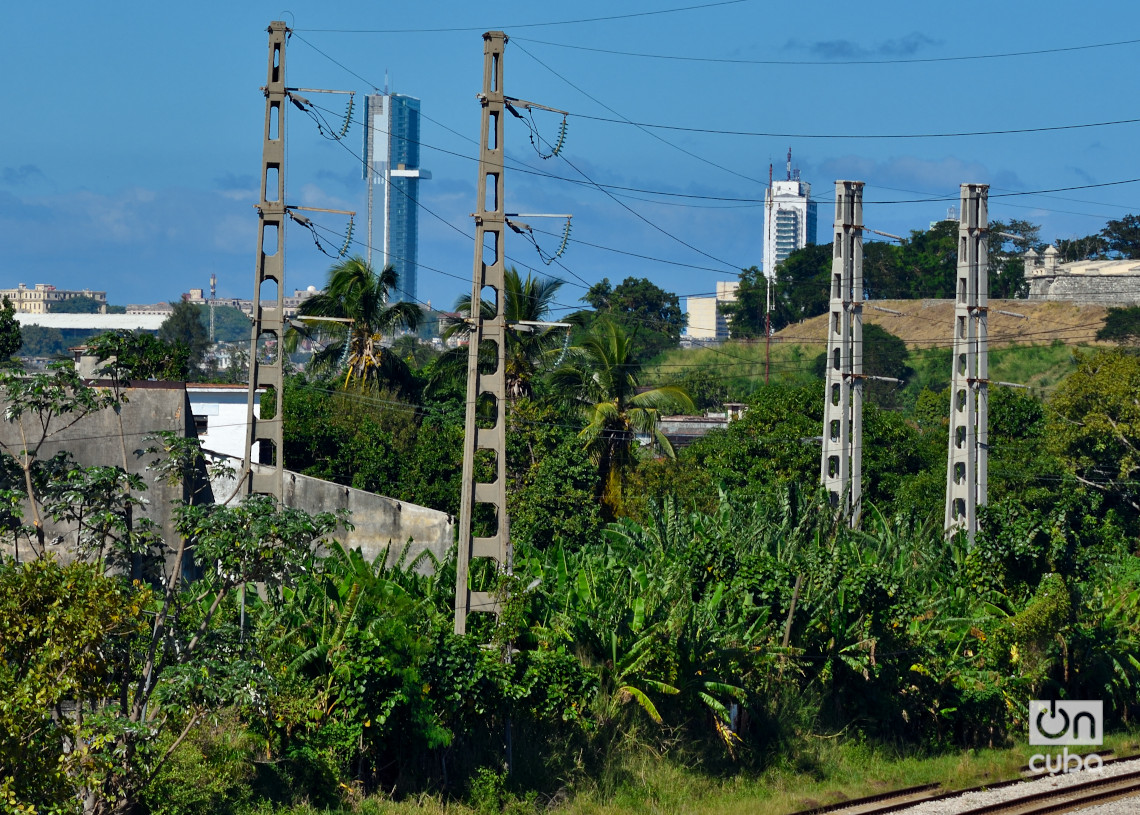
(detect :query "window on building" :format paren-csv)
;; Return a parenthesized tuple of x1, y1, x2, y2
(194, 415, 209, 436)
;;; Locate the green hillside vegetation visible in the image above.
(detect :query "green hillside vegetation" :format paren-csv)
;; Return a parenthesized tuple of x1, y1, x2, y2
(648, 338, 1089, 407)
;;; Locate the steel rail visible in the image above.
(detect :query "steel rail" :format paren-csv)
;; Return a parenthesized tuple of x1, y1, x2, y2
(795, 755, 1140, 815)
(958, 768, 1140, 814)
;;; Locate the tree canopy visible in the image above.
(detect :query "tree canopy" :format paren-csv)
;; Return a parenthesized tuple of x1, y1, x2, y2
(289, 256, 422, 393)
(439, 267, 565, 400)
(86, 330, 191, 381)
(1097, 306, 1140, 345)
(0, 298, 20, 362)
(576, 276, 686, 362)
(551, 318, 693, 517)
(1056, 213, 1140, 261)
(48, 295, 104, 314)
(159, 301, 210, 369)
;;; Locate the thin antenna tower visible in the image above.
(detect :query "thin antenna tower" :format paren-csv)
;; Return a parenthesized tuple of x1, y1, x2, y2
(945, 183, 989, 541)
(821, 180, 865, 526)
(242, 21, 288, 500)
(455, 31, 511, 635)
(209, 273, 217, 344)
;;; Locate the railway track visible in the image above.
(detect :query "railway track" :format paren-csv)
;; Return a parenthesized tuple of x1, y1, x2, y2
(948, 768, 1140, 814)
(796, 756, 1140, 815)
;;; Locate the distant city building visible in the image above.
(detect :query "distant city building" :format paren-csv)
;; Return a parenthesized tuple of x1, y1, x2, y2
(763, 150, 817, 278)
(126, 287, 319, 318)
(685, 280, 740, 343)
(0, 283, 107, 314)
(364, 92, 430, 304)
(1025, 246, 1140, 305)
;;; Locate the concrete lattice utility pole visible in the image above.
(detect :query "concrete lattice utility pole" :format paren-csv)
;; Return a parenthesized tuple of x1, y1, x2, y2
(454, 32, 512, 636)
(241, 21, 289, 500)
(820, 181, 865, 526)
(945, 183, 989, 542)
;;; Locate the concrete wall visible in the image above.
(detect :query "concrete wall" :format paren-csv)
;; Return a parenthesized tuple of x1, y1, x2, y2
(1027, 272, 1140, 306)
(0, 382, 194, 565)
(0, 383, 454, 573)
(209, 460, 454, 571)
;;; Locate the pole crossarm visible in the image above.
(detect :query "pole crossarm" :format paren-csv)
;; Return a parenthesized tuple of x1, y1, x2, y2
(287, 205, 357, 216)
(286, 87, 357, 95)
(502, 96, 568, 116)
(242, 20, 289, 501)
(820, 180, 865, 527)
(865, 227, 906, 242)
(944, 183, 990, 542)
(455, 31, 512, 636)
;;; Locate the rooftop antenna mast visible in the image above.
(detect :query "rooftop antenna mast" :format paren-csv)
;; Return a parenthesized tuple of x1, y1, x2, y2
(786, 147, 792, 181)
(209, 273, 216, 344)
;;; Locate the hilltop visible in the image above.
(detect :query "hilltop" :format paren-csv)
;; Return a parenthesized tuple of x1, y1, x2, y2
(774, 299, 1109, 349)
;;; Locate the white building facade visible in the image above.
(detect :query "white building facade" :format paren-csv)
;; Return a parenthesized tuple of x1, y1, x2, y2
(763, 178, 817, 278)
(187, 384, 260, 462)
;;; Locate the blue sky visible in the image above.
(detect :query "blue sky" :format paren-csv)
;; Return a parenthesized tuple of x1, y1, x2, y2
(2, 0, 1138, 319)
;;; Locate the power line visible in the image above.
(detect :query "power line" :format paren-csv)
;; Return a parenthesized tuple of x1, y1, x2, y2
(513, 40, 768, 187)
(815, 178, 1140, 205)
(284, 47, 1133, 352)
(512, 34, 1140, 66)
(295, 77, 1138, 226)
(292, 1, 753, 34)
(301, 97, 754, 278)
(565, 111, 1140, 140)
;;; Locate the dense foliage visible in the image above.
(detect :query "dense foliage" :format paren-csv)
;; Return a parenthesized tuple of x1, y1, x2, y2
(3, 253, 1140, 814)
(575, 276, 686, 362)
(159, 302, 211, 370)
(729, 220, 1041, 337)
(1057, 213, 1140, 261)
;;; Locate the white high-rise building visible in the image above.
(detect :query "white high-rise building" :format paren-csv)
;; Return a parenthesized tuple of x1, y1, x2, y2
(763, 151, 817, 278)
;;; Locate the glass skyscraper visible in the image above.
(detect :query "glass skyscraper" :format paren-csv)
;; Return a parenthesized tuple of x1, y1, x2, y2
(363, 93, 430, 303)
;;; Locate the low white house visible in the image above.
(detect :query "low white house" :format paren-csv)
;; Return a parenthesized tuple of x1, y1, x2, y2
(186, 384, 260, 461)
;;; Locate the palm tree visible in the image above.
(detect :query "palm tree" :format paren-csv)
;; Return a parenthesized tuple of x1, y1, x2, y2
(550, 318, 693, 517)
(435, 267, 566, 400)
(287, 256, 422, 392)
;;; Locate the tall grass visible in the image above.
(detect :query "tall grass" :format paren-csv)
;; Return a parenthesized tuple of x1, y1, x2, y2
(648, 341, 1089, 410)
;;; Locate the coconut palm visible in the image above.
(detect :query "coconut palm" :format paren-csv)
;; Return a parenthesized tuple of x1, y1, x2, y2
(550, 318, 693, 516)
(287, 256, 422, 392)
(433, 267, 567, 400)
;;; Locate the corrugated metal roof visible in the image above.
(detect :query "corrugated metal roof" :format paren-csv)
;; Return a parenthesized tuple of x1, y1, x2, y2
(13, 313, 166, 330)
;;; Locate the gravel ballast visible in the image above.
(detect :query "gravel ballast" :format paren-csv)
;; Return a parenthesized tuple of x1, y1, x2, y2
(892, 756, 1140, 814)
